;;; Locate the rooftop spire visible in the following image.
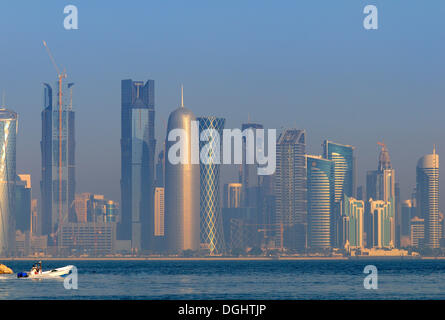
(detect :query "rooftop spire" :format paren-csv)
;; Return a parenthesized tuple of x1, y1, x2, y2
(181, 84, 184, 108)
(433, 144, 436, 155)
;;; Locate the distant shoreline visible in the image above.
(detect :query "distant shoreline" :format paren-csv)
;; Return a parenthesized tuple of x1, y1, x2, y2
(1, 256, 439, 261)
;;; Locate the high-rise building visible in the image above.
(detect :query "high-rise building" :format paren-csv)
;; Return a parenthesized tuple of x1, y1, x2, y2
(275, 129, 307, 250)
(223, 183, 242, 209)
(74, 193, 90, 223)
(198, 116, 225, 255)
(41, 82, 76, 243)
(369, 198, 394, 248)
(0, 107, 17, 256)
(401, 200, 414, 244)
(410, 216, 425, 247)
(104, 200, 119, 223)
(416, 147, 440, 248)
(155, 150, 165, 187)
(323, 140, 355, 247)
(365, 142, 396, 247)
(164, 87, 200, 253)
(241, 122, 263, 208)
(119, 79, 156, 253)
(306, 155, 333, 249)
(154, 187, 164, 237)
(341, 195, 364, 249)
(16, 174, 31, 233)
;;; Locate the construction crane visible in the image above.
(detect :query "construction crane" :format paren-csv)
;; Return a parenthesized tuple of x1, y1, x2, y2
(42, 40, 67, 244)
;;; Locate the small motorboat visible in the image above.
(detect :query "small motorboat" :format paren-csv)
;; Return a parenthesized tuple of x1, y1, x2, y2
(17, 262, 74, 279)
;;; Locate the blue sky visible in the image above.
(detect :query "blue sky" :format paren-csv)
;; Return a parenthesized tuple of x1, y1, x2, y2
(1, 0, 444, 208)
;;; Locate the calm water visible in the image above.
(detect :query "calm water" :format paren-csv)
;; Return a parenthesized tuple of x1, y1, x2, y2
(1, 259, 445, 299)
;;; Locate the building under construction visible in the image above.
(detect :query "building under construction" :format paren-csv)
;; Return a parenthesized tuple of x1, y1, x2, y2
(40, 41, 76, 248)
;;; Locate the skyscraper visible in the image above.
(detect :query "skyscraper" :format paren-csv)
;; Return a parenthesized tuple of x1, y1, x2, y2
(341, 195, 364, 249)
(241, 122, 263, 208)
(275, 129, 307, 250)
(41, 81, 76, 244)
(306, 155, 333, 249)
(416, 147, 440, 248)
(365, 142, 396, 247)
(323, 140, 355, 247)
(198, 116, 225, 255)
(154, 187, 164, 237)
(119, 79, 156, 253)
(369, 198, 394, 248)
(164, 87, 200, 253)
(0, 107, 17, 256)
(16, 174, 31, 233)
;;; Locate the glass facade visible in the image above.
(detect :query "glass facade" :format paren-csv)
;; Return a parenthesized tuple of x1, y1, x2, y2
(417, 150, 440, 248)
(275, 129, 307, 250)
(342, 195, 364, 249)
(198, 116, 225, 255)
(0, 108, 17, 256)
(41, 81, 76, 245)
(306, 155, 333, 249)
(119, 79, 156, 252)
(369, 199, 394, 248)
(323, 140, 355, 247)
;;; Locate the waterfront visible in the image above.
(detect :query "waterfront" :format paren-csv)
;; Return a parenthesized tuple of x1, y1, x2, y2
(0, 259, 445, 299)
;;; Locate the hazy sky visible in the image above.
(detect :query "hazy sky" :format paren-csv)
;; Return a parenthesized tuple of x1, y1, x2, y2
(1, 1, 444, 209)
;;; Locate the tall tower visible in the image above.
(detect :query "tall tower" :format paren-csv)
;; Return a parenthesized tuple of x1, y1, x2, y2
(416, 147, 439, 248)
(0, 107, 17, 256)
(198, 116, 225, 255)
(306, 155, 333, 249)
(119, 79, 156, 253)
(41, 82, 76, 243)
(323, 140, 355, 247)
(275, 129, 307, 250)
(241, 122, 263, 207)
(164, 87, 200, 253)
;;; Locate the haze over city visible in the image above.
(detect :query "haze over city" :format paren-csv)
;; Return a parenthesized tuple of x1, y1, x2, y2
(0, 0, 444, 211)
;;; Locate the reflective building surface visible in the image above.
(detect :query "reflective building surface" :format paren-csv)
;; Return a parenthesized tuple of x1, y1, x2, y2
(275, 129, 307, 250)
(198, 116, 225, 255)
(0, 107, 17, 256)
(41, 82, 76, 243)
(306, 155, 333, 249)
(119, 79, 156, 252)
(164, 94, 200, 253)
(323, 140, 355, 247)
(417, 147, 440, 248)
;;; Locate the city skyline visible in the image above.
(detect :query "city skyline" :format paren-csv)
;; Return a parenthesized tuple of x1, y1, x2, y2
(1, 1, 445, 212)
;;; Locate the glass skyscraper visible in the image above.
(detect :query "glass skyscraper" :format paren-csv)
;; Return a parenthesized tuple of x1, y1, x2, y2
(275, 129, 307, 250)
(119, 79, 156, 253)
(416, 147, 440, 248)
(0, 107, 17, 256)
(365, 143, 395, 248)
(41, 81, 76, 244)
(323, 140, 355, 247)
(198, 116, 225, 255)
(342, 195, 364, 249)
(306, 155, 333, 249)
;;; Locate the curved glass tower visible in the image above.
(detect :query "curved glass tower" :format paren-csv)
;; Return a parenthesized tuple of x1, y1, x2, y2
(417, 147, 439, 248)
(165, 91, 200, 253)
(0, 108, 17, 256)
(323, 140, 355, 247)
(198, 116, 225, 255)
(307, 155, 333, 249)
